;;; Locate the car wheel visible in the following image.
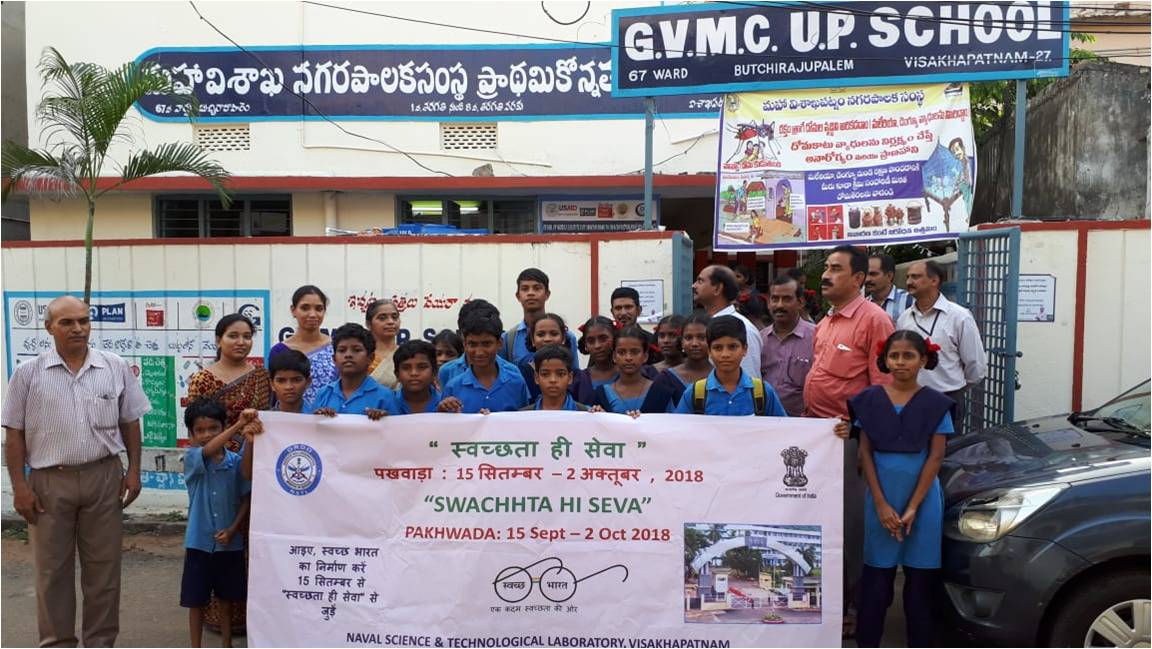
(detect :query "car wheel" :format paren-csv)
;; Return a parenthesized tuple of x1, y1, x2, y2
(1047, 571, 1151, 647)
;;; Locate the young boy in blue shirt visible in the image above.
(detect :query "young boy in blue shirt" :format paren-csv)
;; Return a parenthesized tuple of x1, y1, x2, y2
(439, 310, 531, 413)
(438, 299, 521, 387)
(311, 323, 388, 419)
(383, 340, 443, 414)
(268, 349, 310, 413)
(500, 268, 581, 367)
(673, 315, 788, 417)
(521, 345, 598, 412)
(181, 398, 254, 648)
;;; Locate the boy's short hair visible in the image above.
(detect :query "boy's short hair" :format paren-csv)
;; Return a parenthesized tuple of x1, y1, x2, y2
(394, 340, 438, 373)
(184, 397, 227, 430)
(460, 311, 504, 339)
(331, 322, 376, 356)
(533, 344, 573, 371)
(706, 315, 747, 346)
(268, 349, 310, 379)
(610, 286, 640, 307)
(516, 268, 550, 291)
(457, 299, 500, 329)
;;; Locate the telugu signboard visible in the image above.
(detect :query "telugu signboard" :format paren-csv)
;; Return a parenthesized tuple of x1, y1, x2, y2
(539, 196, 659, 233)
(248, 411, 842, 647)
(3, 290, 270, 447)
(611, 1, 1070, 97)
(135, 45, 724, 122)
(714, 83, 975, 251)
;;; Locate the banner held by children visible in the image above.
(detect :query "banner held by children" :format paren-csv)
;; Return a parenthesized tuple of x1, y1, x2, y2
(714, 83, 976, 252)
(248, 411, 843, 647)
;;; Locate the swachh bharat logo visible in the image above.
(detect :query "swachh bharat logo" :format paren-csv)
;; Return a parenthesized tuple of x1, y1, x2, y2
(276, 444, 323, 496)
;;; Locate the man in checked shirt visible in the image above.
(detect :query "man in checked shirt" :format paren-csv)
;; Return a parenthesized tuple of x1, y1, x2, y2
(3, 295, 151, 647)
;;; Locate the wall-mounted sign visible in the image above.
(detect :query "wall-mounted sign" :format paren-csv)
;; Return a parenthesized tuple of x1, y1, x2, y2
(135, 45, 723, 122)
(539, 196, 659, 233)
(611, 1, 1069, 97)
(1018, 274, 1056, 322)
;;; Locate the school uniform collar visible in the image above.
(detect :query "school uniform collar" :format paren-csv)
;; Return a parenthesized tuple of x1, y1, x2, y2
(534, 394, 577, 410)
(460, 364, 512, 389)
(331, 375, 384, 401)
(705, 369, 754, 393)
(394, 386, 441, 413)
(44, 347, 104, 371)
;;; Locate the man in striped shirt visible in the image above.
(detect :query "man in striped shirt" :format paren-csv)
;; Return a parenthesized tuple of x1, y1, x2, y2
(2, 295, 151, 647)
(866, 253, 913, 324)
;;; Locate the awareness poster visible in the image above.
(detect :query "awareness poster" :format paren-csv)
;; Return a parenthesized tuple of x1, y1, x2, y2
(249, 412, 843, 647)
(714, 83, 976, 251)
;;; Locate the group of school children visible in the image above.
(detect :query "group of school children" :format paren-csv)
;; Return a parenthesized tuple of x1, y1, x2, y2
(181, 267, 954, 648)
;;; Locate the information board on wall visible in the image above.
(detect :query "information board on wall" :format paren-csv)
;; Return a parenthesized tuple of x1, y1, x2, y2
(3, 290, 270, 447)
(1018, 274, 1056, 322)
(714, 83, 976, 251)
(539, 196, 659, 233)
(249, 412, 843, 647)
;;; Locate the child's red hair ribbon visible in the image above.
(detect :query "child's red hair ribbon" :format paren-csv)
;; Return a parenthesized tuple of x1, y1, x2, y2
(923, 337, 942, 353)
(875, 340, 887, 359)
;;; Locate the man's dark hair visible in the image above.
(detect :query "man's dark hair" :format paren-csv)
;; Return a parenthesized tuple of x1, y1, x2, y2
(610, 286, 641, 307)
(771, 274, 804, 299)
(870, 253, 896, 275)
(708, 266, 740, 302)
(460, 311, 503, 339)
(786, 267, 807, 285)
(394, 340, 438, 374)
(923, 260, 947, 282)
(183, 397, 227, 431)
(533, 344, 573, 371)
(331, 322, 376, 356)
(268, 349, 311, 379)
(516, 268, 550, 291)
(706, 315, 747, 346)
(457, 299, 500, 329)
(829, 245, 868, 276)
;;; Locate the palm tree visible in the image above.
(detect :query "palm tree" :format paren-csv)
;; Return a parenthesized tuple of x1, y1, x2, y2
(2, 47, 230, 302)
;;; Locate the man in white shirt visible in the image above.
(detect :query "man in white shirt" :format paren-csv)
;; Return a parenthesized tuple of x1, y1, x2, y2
(898, 260, 988, 431)
(691, 265, 762, 379)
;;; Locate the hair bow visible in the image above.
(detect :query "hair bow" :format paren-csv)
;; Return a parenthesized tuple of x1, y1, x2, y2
(737, 293, 750, 304)
(577, 323, 587, 334)
(613, 321, 624, 331)
(804, 289, 816, 298)
(875, 340, 888, 359)
(923, 337, 942, 353)
(648, 343, 661, 355)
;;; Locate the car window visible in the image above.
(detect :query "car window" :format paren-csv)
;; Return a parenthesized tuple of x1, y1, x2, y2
(1093, 380, 1151, 432)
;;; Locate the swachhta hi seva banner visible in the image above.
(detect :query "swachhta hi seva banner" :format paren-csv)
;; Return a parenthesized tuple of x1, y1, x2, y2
(248, 412, 843, 648)
(714, 83, 976, 252)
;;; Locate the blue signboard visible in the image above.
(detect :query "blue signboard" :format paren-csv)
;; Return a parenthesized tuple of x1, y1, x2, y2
(611, 1, 1070, 97)
(134, 44, 724, 122)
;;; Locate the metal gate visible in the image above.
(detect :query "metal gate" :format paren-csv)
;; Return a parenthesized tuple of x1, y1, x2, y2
(955, 227, 1021, 433)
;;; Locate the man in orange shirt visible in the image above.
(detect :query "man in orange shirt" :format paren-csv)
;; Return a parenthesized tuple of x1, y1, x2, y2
(803, 244, 893, 639)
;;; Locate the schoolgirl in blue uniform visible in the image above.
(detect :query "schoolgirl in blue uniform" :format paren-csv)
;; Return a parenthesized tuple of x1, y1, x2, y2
(840, 330, 954, 648)
(592, 326, 676, 416)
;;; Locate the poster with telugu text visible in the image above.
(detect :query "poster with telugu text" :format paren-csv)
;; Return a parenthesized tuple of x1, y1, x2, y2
(248, 412, 843, 647)
(714, 83, 975, 251)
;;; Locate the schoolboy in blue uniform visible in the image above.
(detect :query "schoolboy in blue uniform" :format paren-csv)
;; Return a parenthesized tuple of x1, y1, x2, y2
(500, 268, 581, 368)
(310, 323, 388, 418)
(438, 299, 521, 387)
(382, 340, 443, 414)
(267, 349, 310, 413)
(439, 311, 530, 413)
(180, 398, 254, 648)
(673, 315, 788, 417)
(521, 345, 595, 412)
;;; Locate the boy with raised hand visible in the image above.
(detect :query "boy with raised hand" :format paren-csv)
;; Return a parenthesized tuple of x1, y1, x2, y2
(310, 323, 388, 419)
(439, 310, 531, 413)
(673, 315, 788, 417)
(500, 268, 581, 367)
(383, 340, 443, 415)
(180, 398, 256, 648)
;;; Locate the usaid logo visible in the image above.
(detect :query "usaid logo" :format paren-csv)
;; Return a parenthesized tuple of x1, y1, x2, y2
(89, 303, 127, 323)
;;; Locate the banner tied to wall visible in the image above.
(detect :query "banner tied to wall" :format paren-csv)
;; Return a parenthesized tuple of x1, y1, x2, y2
(249, 412, 843, 647)
(714, 83, 976, 251)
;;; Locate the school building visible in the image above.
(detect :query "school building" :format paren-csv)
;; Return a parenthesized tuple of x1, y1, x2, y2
(4, 1, 788, 269)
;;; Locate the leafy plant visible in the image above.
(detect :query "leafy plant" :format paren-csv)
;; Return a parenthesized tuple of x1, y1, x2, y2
(2, 47, 230, 302)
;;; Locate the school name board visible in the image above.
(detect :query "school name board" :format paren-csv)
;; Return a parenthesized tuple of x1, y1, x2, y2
(135, 45, 723, 122)
(714, 83, 975, 251)
(248, 412, 843, 647)
(611, 1, 1070, 97)
(539, 196, 660, 233)
(3, 290, 270, 448)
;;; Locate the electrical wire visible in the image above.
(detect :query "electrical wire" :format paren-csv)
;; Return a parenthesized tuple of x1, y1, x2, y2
(541, 1, 590, 26)
(188, 1, 453, 177)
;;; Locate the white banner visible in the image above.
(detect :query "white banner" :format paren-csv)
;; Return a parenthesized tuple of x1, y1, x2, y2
(249, 412, 843, 647)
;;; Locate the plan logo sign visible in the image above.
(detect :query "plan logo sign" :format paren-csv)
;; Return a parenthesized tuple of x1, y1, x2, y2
(89, 303, 127, 323)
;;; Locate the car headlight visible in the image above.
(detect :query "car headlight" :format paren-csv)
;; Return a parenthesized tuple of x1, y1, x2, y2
(945, 484, 1068, 543)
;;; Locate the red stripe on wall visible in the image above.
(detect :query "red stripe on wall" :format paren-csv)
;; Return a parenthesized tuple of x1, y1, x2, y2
(589, 239, 600, 317)
(1071, 228, 1089, 411)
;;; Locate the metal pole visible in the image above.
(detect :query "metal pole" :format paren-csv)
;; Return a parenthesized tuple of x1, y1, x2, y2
(1011, 79, 1027, 218)
(643, 96, 655, 229)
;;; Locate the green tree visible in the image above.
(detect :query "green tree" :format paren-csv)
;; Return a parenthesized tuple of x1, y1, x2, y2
(723, 547, 765, 579)
(2, 47, 230, 302)
(684, 527, 710, 577)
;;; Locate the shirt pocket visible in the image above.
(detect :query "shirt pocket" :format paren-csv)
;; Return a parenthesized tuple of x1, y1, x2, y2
(90, 396, 120, 431)
(822, 342, 868, 380)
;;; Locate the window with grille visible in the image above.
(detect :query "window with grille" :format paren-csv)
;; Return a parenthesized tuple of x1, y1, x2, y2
(398, 197, 536, 234)
(194, 125, 251, 151)
(439, 123, 497, 151)
(155, 195, 291, 238)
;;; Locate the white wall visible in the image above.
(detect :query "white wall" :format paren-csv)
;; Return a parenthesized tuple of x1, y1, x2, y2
(23, 2, 720, 179)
